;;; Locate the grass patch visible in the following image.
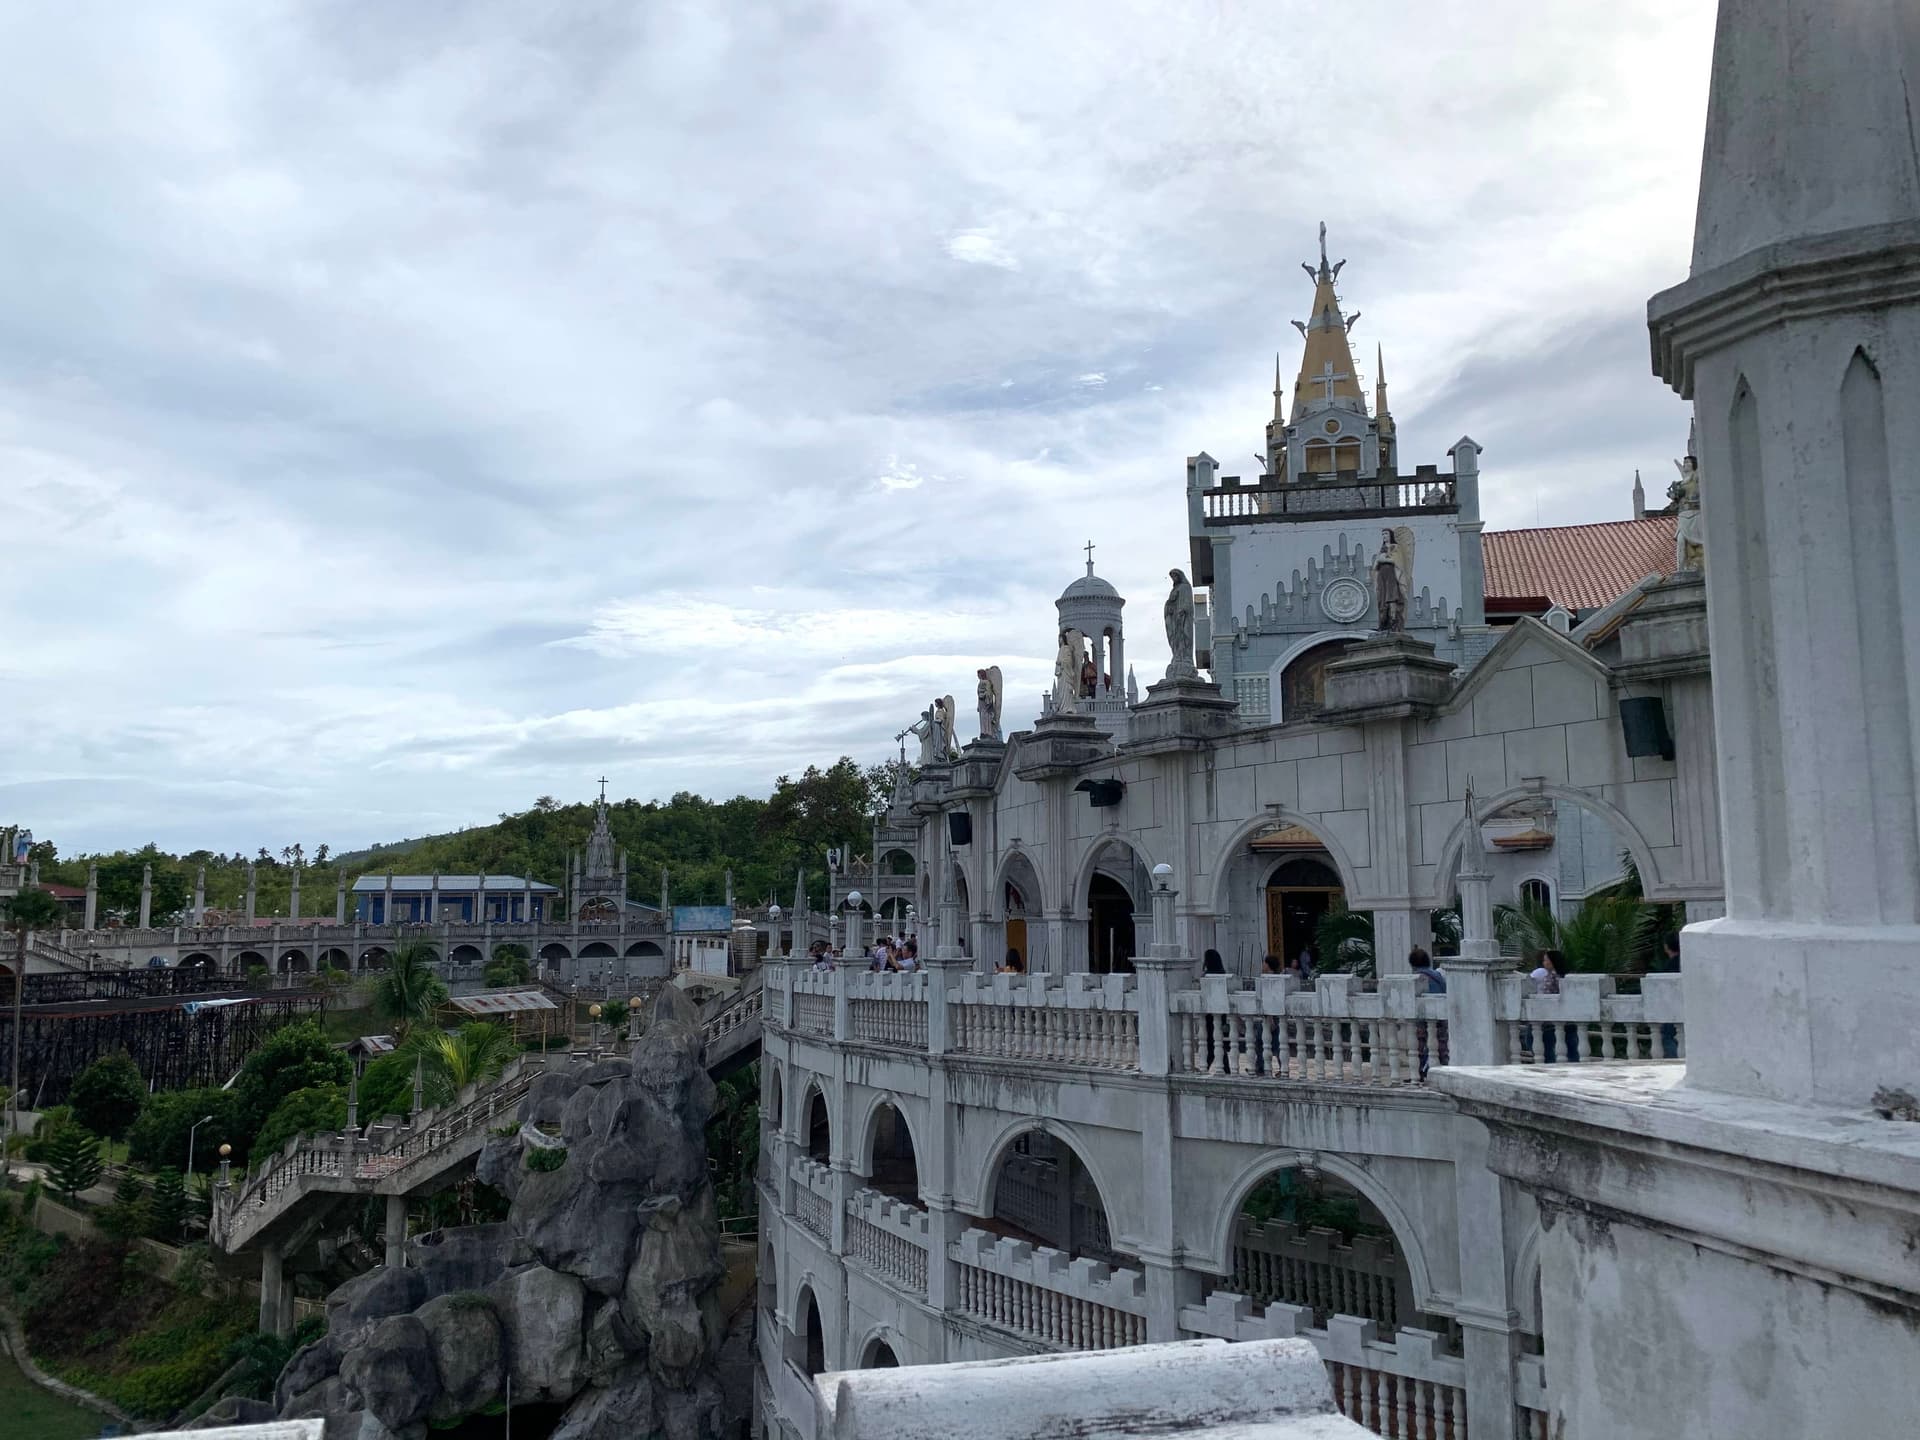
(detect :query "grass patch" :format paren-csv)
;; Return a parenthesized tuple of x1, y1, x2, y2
(525, 1146, 566, 1173)
(0, 1347, 102, 1440)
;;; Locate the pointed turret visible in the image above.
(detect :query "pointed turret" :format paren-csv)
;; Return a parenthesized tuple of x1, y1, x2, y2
(1632, 468, 1647, 520)
(1290, 221, 1367, 422)
(1374, 342, 1396, 469)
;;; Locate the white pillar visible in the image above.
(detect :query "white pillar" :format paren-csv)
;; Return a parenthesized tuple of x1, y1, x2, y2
(84, 864, 98, 930)
(138, 863, 153, 929)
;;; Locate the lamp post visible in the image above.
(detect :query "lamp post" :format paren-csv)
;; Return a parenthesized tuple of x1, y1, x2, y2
(627, 995, 642, 1045)
(846, 889, 865, 960)
(216, 1142, 232, 1189)
(769, 903, 783, 962)
(186, 1113, 215, 1181)
(588, 1003, 602, 1059)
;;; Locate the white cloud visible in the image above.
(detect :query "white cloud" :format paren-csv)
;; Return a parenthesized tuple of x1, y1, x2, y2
(0, 0, 1714, 852)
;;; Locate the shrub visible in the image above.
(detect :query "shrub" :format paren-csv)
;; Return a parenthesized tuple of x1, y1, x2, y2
(234, 1020, 352, 1137)
(98, 1173, 150, 1243)
(68, 1052, 146, 1141)
(147, 1168, 187, 1243)
(23, 1105, 80, 1163)
(525, 1145, 567, 1173)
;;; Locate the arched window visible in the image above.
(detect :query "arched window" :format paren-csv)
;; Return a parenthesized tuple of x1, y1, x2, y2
(1519, 878, 1554, 913)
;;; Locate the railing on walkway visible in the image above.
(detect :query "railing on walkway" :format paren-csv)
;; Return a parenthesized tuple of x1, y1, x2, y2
(1496, 972, 1685, 1063)
(847, 972, 928, 1048)
(1230, 1218, 1408, 1332)
(790, 1156, 834, 1243)
(950, 974, 1140, 1069)
(845, 1187, 929, 1293)
(1181, 1292, 1467, 1440)
(950, 1229, 1147, 1350)
(1175, 976, 1446, 1087)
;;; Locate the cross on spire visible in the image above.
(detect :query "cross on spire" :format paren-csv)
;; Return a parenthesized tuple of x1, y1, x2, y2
(597, 776, 608, 803)
(1083, 539, 1097, 575)
(1314, 361, 1352, 402)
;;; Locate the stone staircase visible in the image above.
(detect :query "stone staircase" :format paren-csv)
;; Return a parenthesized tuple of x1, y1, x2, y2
(212, 985, 765, 1255)
(25, 933, 95, 972)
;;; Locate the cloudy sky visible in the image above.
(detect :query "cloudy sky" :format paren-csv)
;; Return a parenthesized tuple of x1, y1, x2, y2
(0, 1, 1715, 855)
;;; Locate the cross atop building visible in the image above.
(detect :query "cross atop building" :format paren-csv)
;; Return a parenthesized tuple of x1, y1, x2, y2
(598, 776, 608, 803)
(1314, 361, 1351, 402)
(1084, 539, 1097, 574)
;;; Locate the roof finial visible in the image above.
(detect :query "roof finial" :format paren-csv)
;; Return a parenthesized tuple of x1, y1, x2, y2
(1376, 342, 1386, 387)
(1318, 220, 1328, 273)
(597, 775, 608, 804)
(1083, 538, 1096, 575)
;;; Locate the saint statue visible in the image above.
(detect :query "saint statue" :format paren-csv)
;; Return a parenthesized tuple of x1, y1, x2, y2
(1164, 568, 1196, 676)
(1372, 526, 1413, 631)
(1672, 442, 1705, 574)
(934, 695, 958, 760)
(1053, 629, 1085, 712)
(976, 666, 1004, 743)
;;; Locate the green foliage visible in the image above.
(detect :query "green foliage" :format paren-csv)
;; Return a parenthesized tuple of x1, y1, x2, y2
(598, 999, 629, 1035)
(147, 1169, 187, 1243)
(396, 1021, 516, 1111)
(226, 1315, 325, 1401)
(2, 884, 64, 931)
(98, 1173, 150, 1243)
(253, 1085, 347, 1161)
(45, 1126, 103, 1201)
(1494, 894, 1646, 973)
(525, 1145, 567, 1172)
(1314, 902, 1376, 978)
(372, 941, 449, 1034)
(356, 1053, 418, 1122)
(23, 1105, 81, 1163)
(234, 1020, 351, 1138)
(127, 1088, 245, 1170)
(706, 1063, 760, 1224)
(68, 1052, 147, 1141)
(484, 944, 531, 987)
(1237, 1171, 1391, 1242)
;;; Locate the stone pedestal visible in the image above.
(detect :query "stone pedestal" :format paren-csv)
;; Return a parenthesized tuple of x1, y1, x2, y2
(1318, 633, 1456, 720)
(1126, 673, 1239, 752)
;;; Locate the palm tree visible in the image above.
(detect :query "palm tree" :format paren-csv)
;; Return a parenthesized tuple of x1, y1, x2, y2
(372, 939, 449, 1036)
(1494, 894, 1644, 973)
(403, 1022, 515, 1108)
(1314, 903, 1376, 978)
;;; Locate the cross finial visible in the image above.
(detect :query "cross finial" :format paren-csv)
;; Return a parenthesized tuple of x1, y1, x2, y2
(598, 776, 608, 803)
(1083, 539, 1096, 575)
(1314, 361, 1351, 402)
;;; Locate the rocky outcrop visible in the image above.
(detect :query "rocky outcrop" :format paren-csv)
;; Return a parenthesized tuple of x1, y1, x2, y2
(272, 987, 727, 1439)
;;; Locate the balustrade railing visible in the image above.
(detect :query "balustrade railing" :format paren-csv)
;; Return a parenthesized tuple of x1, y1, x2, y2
(846, 972, 928, 1048)
(949, 974, 1139, 1068)
(1200, 474, 1457, 525)
(1496, 973, 1685, 1064)
(1181, 1294, 1467, 1440)
(1174, 976, 1446, 1087)
(1230, 1219, 1407, 1331)
(950, 1229, 1147, 1350)
(845, 1188, 928, 1292)
(790, 1155, 834, 1243)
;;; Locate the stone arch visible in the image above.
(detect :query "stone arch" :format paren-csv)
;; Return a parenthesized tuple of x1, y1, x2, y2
(761, 1241, 779, 1319)
(878, 847, 916, 877)
(857, 1328, 902, 1368)
(1512, 1221, 1544, 1336)
(1199, 1148, 1441, 1316)
(624, 940, 664, 958)
(993, 847, 1046, 921)
(179, 952, 217, 971)
(579, 941, 618, 960)
(794, 1282, 828, 1377)
(358, 946, 390, 970)
(964, 1114, 1132, 1257)
(317, 947, 350, 972)
(1069, 834, 1158, 919)
(1203, 811, 1366, 915)
(449, 943, 484, 966)
(538, 941, 571, 965)
(853, 1094, 921, 1197)
(802, 1078, 833, 1163)
(766, 1062, 786, 1135)
(1269, 632, 1366, 723)
(278, 948, 310, 973)
(1427, 783, 1667, 908)
(234, 949, 267, 975)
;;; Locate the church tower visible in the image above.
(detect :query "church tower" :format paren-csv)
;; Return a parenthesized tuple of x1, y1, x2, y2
(1186, 225, 1487, 722)
(572, 779, 628, 921)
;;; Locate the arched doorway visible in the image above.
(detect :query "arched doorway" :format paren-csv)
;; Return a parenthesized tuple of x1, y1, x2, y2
(865, 1102, 918, 1202)
(861, 1337, 899, 1368)
(1264, 854, 1344, 967)
(1279, 639, 1362, 722)
(805, 1086, 831, 1164)
(979, 1128, 1124, 1266)
(801, 1289, 827, 1377)
(1087, 874, 1135, 974)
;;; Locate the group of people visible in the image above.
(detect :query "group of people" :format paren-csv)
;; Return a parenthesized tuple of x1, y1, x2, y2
(805, 936, 922, 972)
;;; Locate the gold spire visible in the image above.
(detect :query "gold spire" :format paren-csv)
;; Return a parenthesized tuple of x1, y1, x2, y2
(1289, 222, 1367, 422)
(1272, 352, 1284, 422)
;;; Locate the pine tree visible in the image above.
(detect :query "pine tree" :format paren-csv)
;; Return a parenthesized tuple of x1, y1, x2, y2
(45, 1126, 103, 1201)
(99, 1171, 149, 1242)
(147, 1167, 187, 1242)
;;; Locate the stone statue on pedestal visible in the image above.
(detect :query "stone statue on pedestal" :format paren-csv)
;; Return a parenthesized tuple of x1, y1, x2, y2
(1052, 629, 1086, 712)
(1372, 526, 1413, 632)
(1164, 569, 1196, 675)
(976, 666, 1003, 742)
(1672, 427, 1705, 573)
(933, 694, 958, 760)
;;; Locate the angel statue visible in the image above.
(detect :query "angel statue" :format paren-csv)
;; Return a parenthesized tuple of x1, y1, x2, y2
(907, 705, 938, 766)
(1372, 526, 1414, 632)
(934, 695, 959, 760)
(976, 666, 1004, 743)
(1052, 629, 1085, 712)
(1165, 568, 1196, 676)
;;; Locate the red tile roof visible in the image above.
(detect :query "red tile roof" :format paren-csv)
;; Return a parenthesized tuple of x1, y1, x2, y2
(1483, 515, 1676, 611)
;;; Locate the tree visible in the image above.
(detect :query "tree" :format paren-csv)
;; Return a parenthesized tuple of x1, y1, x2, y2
(99, 1171, 150, 1242)
(1314, 903, 1377, 978)
(68, 1052, 146, 1141)
(484, 943, 530, 988)
(253, 1085, 348, 1160)
(1494, 894, 1645, 974)
(404, 1023, 515, 1108)
(128, 1088, 245, 1170)
(233, 1021, 352, 1138)
(148, 1167, 188, 1242)
(45, 1125, 103, 1201)
(598, 999, 630, 1038)
(356, 1053, 419, 1123)
(372, 940, 449, 1036)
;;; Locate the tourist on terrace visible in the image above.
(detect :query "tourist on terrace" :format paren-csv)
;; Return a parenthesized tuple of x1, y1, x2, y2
(998, 948, 1025, 974)
(1290, 945, 1317, 983)
(810, 941, 835, 972)
(1529, 949, 1578, 1062)
(1410, 947, 1447, 1077)
(1201, 949, 1227, 976)
(1260, 953, 1283, 978)
(897, 939, 919, 971)
(1654, 931, 1681, 1058)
